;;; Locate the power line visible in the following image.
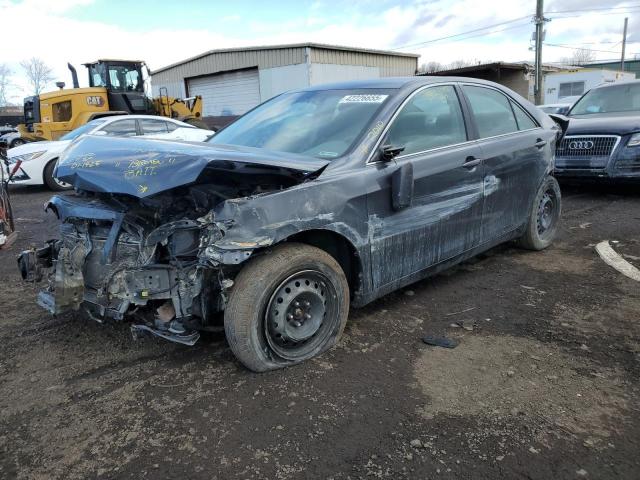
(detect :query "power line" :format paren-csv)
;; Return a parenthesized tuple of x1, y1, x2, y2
(543, 42, 639, 55)
(548, 8, 640, 20)
(545, 4, 640, 14)
(391, 5, 640, 51)
(391, 16, 530, 49)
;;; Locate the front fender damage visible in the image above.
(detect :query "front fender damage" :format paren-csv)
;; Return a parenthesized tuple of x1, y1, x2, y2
(17, 160, 314, 345)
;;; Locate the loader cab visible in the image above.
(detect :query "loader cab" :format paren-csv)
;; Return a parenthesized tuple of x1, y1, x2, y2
(84, 60, 153, 115)
(22, 96, 40, 132)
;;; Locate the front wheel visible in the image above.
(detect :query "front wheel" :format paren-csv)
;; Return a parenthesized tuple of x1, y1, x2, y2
(518, 175, 562, 251)
(10, 138, 25, 148)
(43, 159, 72, 191)
(224, 243, 350, 372)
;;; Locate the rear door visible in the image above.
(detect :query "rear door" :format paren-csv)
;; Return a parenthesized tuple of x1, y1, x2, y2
(460, 84, 546, 241)
(366, 84, 485, 288)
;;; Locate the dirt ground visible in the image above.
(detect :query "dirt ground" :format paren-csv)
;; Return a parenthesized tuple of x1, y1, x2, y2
(0, 182, 638, 480)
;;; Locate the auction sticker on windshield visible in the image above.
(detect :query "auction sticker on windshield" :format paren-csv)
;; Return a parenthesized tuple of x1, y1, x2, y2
(338, 94, 388, 104)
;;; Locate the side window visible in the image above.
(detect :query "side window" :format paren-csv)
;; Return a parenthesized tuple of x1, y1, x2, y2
(511, 101, 537, 130)
(559, 81, 584, 98)
(463, 86, 518, 138)
(140, 119, 170, 135)
(52, 100, 72, 122)
(100, 119, 138, 137)
(386, 85, 467, 156)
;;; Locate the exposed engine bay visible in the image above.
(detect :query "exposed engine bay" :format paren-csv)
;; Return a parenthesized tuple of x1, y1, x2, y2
(18, 135, 328, 345)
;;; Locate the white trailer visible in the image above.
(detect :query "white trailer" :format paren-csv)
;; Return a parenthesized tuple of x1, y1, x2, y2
(544, 69, 635, 104)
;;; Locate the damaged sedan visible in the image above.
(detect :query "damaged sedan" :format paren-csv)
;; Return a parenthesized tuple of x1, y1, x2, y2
(18, 77, 564, 371)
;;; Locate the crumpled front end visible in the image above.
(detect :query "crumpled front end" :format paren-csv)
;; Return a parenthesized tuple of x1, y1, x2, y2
(18, 195, 226, 345)
(17, 135, 325, 345)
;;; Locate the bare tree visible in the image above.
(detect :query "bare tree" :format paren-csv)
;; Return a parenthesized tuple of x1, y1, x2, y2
(420, 61, 443, 73)
(569, 48, 596, 66)
(0, 64, 11, 106)
(20, 57, 54, 95)
(448, 59, 471, 70)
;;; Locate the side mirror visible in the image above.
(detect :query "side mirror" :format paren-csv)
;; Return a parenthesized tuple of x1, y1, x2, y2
(391, 162, 413, 211)
(380, 144, 405, 162)
(92, 130, 108, 136)
(548, 113, 569, 143)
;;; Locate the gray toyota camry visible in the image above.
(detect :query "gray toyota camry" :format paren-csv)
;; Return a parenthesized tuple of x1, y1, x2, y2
(18, 77, 565, 371)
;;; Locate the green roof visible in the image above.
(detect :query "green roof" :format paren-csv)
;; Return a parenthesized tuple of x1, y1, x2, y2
(587, 59, 640, 78)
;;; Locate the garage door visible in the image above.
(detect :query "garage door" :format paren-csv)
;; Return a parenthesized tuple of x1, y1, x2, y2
(187, 68, 261, 117)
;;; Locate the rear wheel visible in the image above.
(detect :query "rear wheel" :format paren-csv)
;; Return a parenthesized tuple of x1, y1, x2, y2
(518, 176, 562, 250)
(10, 138, 25, 148)
(43, 159, 72, 191)
(224, 243, 350, 372)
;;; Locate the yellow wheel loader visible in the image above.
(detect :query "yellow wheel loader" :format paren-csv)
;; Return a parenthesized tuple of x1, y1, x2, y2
(19, 60, 205, 141)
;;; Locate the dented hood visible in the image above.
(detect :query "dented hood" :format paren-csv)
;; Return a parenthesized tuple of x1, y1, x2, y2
(55, 135, 330, 198)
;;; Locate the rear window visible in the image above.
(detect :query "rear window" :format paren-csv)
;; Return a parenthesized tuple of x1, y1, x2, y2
(463, 86, 519, 138)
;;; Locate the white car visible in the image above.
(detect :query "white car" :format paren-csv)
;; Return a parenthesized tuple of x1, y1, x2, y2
(0, 131, 26, 148)
(539, 95, 582, 115)
(7, 115, 215, 190)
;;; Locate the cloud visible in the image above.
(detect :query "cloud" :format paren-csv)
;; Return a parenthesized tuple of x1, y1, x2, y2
(2, 0, 639, 101)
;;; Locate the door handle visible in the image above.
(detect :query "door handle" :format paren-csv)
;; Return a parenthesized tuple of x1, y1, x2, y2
(535, 139, 547, 148)
(462, 156, 481, 169)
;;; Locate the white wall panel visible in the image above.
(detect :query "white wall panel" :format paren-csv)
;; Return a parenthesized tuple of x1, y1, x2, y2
(258, 64, 309, 101)
(309, 64, 380, 86)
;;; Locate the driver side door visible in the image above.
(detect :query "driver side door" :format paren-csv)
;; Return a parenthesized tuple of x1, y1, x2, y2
(366, 84, 485, 289)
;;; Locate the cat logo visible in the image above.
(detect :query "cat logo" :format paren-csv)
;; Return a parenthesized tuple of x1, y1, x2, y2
(86, 96, 105, 107)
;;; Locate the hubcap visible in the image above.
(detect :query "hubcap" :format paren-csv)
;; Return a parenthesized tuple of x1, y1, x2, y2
(265, 270, 337, 360)
(54, 176, 70, 188)
(53, 161, 70, 188)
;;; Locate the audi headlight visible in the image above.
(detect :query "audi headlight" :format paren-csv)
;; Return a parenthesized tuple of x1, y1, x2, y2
(628, 133, 640, 147)
(9, 151, 46, 162)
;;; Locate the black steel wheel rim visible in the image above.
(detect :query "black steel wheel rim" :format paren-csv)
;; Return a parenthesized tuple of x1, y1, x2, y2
(264, 269, 338, 360)
(537, 188, 558, 236)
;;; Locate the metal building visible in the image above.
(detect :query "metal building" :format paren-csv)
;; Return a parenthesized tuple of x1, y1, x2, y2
(422, 62, 563, 104)
(544, 68, 635, 104)
(151, 43, 419, 122)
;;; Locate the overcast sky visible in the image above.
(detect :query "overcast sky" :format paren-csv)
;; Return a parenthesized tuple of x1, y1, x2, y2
(1, 0, 639, 102)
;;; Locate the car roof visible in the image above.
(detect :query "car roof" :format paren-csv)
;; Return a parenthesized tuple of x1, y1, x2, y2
(299, 76, 501, 92)
(100, 114, 186, 123)
(591, 79, 640, 90)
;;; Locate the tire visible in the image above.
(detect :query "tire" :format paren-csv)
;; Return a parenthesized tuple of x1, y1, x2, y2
(224, 242, 350, 372)
(43, 159, 72, 191)
(518, 175, 562, 251)
(10, 138, 25, 148)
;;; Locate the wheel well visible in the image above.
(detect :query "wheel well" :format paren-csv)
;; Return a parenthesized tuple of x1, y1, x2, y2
(44, 157, 58, 171)
(285, 229, 362, 299)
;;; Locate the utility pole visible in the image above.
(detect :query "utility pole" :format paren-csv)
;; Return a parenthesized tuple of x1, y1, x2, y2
(621, 17, 628, 71)
(534, 0, 545, 105)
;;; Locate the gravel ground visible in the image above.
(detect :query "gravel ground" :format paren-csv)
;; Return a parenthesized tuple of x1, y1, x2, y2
(0, 182, 638, 480)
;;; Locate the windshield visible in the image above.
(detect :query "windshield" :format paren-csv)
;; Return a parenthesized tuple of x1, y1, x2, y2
(570, 82, 640, 115)
(59, 119, 107, 141)
(208, 89, 394, 159)
(108, 64, 143, 92)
